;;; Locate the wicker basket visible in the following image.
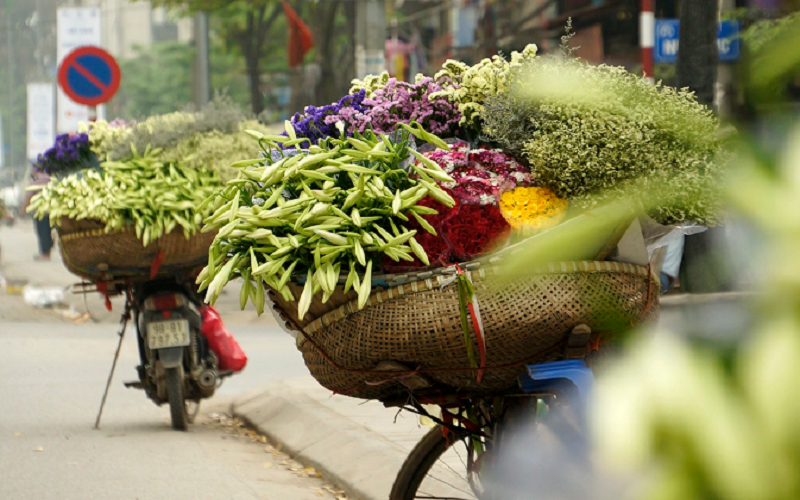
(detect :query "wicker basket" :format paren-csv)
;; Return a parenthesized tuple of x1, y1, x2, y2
(274, 261, 658, 401)
(56, 218, 216, 280)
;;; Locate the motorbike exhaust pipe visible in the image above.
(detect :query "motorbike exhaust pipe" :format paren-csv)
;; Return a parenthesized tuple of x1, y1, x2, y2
(197, 369, 217, 396)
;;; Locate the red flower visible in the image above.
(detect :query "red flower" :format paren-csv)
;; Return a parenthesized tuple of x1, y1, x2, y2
(410, 194, 460, 230)
(443, 204, 510, 261)
(381, 192, 510, 272)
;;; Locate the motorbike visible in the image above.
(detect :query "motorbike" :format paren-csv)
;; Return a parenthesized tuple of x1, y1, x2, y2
(122, 277, 231, 430)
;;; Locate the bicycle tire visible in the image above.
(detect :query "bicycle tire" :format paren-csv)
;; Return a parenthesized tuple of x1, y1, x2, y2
(390, 425, 473, 500)
(166, 367, 188, 431)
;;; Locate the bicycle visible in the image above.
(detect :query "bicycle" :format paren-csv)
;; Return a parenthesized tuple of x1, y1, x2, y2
(389, 357, 595, 500)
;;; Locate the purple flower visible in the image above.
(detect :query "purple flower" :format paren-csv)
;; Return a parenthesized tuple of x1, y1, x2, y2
(351, 77, 461, 136)
(288, 80, 463, 143)
(33, 132, 95, 176)
(288, 90, 369, 144)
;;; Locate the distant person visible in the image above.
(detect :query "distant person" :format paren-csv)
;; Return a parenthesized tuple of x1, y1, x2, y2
(23, 172, 53, 261)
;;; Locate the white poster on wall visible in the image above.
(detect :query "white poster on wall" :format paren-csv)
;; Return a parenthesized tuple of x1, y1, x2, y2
(27, 83, 56, 162)
(56, 7, 103, 133)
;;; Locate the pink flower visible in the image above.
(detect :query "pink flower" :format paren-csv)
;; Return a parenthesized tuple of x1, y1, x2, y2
(417, 147, 535, 206)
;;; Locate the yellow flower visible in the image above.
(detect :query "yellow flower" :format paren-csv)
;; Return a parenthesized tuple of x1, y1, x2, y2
(500, 186, 567, 231)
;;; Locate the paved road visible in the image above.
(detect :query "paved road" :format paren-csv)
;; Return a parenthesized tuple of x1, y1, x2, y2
(0, 320, 333, 500)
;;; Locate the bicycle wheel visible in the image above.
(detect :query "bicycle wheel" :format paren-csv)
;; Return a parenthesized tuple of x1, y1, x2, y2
(390, 397, 583, 500)
(390, 425, 481, 500)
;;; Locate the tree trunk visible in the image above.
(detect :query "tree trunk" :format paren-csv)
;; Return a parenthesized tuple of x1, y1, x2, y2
(675, 0, 718, 105)
(675, 0, 732, 294)
(314, 2, 342, 105)
(241, 4, 282, 116)
(243, 11, 264, 115)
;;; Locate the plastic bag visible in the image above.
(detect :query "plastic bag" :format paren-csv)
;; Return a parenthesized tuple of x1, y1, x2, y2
(200, 306, 247, 372)
(640, 215, 708, 259)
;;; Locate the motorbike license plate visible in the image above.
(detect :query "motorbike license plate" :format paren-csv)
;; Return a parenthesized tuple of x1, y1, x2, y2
(147, 320, 190, 349)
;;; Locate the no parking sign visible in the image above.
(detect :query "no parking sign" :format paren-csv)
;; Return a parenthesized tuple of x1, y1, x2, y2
(57, 46, 121, 106)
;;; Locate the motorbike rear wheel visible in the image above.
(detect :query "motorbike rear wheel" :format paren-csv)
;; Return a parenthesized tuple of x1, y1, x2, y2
(166, 367, 188, 431)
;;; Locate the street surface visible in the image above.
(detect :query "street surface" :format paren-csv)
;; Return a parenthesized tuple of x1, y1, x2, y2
(0, 322, 342, 500)
(1, 217, 350, 500)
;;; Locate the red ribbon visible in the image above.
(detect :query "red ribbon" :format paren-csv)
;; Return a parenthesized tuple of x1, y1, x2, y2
(149, 250, 166, 279)
(456, 265, 487, 384)
(96, 276, 112, 311)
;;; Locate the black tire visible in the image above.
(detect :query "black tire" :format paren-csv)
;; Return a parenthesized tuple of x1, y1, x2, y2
(390, 401, 583, 500)
(390, 425, 475, 500)
(166, 367, 188, 431)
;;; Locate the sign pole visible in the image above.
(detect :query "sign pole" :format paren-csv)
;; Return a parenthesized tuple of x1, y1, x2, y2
(88, 105, 97, 122)
(640, 0, 655, 84)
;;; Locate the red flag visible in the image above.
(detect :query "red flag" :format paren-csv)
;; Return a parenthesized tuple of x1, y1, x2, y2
(283, 1, 314, 68)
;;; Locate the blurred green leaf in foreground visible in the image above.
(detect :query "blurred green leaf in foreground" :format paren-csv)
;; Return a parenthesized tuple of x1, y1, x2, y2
(491, 13, 800, 500)
(589, 15, 800, 500)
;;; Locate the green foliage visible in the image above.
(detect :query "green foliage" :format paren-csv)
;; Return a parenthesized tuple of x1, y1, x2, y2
(28, 148, 222, 245)
(165, 120, 274, 181)
(85, 95, 248, 162)
(0, 0, 37, 167)
(482, 57, 725, 225)
(114, 39, 251, 120)
(115, 42, 194, 118)
(741, 11, 800, 54)
(591, 23, 800, 500)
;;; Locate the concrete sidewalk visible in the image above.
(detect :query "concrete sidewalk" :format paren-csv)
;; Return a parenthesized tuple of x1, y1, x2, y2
(232, 378, 436, 500)
(0, 221, 277, 325)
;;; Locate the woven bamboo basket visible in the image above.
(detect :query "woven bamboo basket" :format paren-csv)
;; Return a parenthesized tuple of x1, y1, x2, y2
(56, 218, 216, 280)
(269, 261, 658, 401)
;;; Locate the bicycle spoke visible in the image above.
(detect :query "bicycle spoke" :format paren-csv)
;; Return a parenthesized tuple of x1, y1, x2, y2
(436, 456, 470, 485)
(420, 473, 476, 498)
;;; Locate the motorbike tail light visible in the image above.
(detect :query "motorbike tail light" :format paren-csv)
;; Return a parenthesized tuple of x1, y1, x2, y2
(144, 293, 187, 311)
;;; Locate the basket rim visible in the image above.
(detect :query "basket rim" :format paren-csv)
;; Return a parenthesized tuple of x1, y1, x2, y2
(56, 224, 217, 279)
(300, 260, 654, 337)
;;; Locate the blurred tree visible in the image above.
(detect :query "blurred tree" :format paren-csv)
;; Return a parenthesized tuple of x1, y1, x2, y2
(113, 39, 250, 119)
(151, 0, 284, 115)
(302, 0, 356, 106)
(114, 42, 193, 118)
(289, 0, 356, 111)
(0, 0, 38, 168)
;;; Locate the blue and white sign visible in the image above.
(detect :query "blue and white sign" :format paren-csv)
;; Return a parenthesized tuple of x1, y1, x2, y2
(654, 19, 741, 63)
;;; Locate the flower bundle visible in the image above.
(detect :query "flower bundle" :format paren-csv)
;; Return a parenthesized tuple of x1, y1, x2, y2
(348, 76, 461, 136)
(381, 144, 543, 270)
(420, 143, 532, 206)
(33, 133, 95, 177)
(162, 120, 278, 181)
(482, 55, 725, 225)
(349, 45, 539, 133)
(198, 121, 457, 319)
(28, 146, 222, 245)
(499, 187, 568, 232)
(289, 77, 462, 145)
(82, 95, 246, 162)
(429, 44, 538, 130)
(382, 195, 511, 271)
(289, 90, 370, 144)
